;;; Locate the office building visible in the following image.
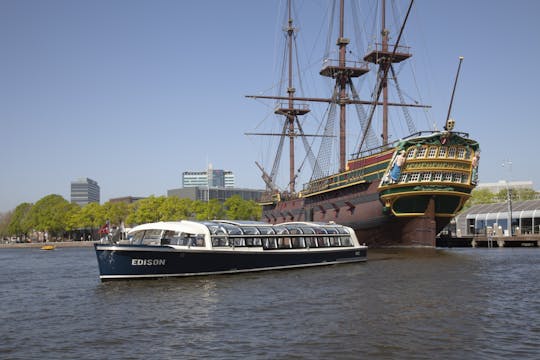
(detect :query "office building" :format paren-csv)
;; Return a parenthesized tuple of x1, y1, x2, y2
(182, 164, 235, 188)
(71, 177, 100, 206)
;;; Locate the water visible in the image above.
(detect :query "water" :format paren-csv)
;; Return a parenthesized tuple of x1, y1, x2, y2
(1, 247, 539, 359)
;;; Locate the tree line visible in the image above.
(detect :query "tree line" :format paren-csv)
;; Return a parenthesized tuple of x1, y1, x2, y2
(464, 187, 538, 209)
(0, 194, 262, 240)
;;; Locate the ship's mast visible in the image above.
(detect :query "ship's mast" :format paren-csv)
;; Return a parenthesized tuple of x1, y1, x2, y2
(362, 0, 413, 148)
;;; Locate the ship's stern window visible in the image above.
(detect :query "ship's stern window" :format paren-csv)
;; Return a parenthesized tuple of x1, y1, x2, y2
(421, 173, 432, 182)
(416, 147, 427, 158)
(438, 147, 447, 158)
(406, 148, 416, 159)
(428, 147, 438, 158)
(448, 147, 456, 158)
(457, 148, 466, 159)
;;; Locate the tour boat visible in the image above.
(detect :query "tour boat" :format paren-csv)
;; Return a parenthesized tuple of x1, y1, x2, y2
(94, 220, 367, 281)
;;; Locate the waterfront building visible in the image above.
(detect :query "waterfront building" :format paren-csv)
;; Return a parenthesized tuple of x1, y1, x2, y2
(182, 164, 235, 188)
(71, 178, 100, 206)
(168, 187, 264, 203)
(454, 199, 540, 237)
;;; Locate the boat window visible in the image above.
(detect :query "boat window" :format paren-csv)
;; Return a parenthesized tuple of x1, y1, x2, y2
(421, 173, 431, 182)
(131, 230, 145, 245)
(416, 147, 427, 158)
(457, 148, 466, 159)
(438, 147, 447, 158)
(232, 237, 246, 247)
(399, 174, 408, 182)
(211, 236, 229, 247)
(428, 147, 437, 158)
(453, 173, 462, 183)
(263, 238, 277, 249)
(242, 227, 262, 246)
(443, 172, 453, 182)
(141, 229, 162, 245)
(406, 148, 416, 159)
(433, 172, 443, 181)
(447, 147, 456, 158)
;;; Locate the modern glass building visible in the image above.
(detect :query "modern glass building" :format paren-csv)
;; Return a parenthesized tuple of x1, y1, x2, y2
(71, 178, 100, 206)
(182, 165, 235, 188)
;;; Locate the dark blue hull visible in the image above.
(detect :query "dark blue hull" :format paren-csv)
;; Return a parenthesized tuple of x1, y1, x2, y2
(94, 244, 367, 280)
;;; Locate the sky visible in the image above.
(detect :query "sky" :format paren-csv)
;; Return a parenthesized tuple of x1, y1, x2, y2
(1, 0, 540, 213)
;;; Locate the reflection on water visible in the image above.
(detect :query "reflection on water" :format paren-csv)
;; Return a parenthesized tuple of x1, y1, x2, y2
(1, 247, 539, 359)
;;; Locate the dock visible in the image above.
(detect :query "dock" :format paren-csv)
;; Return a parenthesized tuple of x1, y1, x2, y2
(437, 235, 540, 248)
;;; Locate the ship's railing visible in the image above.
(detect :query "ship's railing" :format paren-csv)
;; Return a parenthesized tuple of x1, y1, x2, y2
(302, 168, 366, 194)
(321, 58, 370, 71)
(368, 42, 411, 55)
(351, 131, 472, 159)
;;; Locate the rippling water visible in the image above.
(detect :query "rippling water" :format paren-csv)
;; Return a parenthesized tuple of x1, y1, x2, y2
(1, 246, 539, 359)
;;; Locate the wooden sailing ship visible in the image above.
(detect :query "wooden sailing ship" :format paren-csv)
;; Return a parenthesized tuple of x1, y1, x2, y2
(247, 0, 480, 247)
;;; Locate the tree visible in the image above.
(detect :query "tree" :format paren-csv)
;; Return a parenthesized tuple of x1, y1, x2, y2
(6, 203, 33, 236)
(126, 196, 166, 225)
(159, 197, 193, 221)
(224, 195, 261, 220)
(192, 199, 225, 220)
(27, 195, 73, 237)
(102, 201, 130, 226)
(0, 211, 12, 238)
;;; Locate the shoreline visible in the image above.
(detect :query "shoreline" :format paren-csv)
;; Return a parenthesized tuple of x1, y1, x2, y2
(0, 241, 97, 249)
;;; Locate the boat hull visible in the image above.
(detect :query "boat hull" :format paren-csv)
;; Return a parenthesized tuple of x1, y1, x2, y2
(94, 244, 367, 281)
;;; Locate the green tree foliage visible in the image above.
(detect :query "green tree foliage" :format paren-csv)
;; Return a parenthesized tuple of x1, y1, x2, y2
(192, 199, 225, 221)
(126, 196, 166, 224)
(0, 211, 13, 237)
(3, 194, 263, 236)
(102, 201, 130, 225)
(224, 195, 261, 220)
(27, 195, 73, 236)
(159, 197, 193, 221)
(7, 203, 33, 236)
(69, 202, 106, 230)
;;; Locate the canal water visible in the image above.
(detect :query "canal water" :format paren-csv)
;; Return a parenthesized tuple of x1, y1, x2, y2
(1, 246, 539, 359)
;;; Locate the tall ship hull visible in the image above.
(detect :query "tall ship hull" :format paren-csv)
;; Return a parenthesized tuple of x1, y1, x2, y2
(247, 1, 480, 247)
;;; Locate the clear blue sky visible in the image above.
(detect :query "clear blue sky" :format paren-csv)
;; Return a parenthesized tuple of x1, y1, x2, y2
(1, 0, 539, 213)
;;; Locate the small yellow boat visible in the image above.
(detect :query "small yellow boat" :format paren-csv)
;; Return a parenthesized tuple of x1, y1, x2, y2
(40, 245, 56, 251)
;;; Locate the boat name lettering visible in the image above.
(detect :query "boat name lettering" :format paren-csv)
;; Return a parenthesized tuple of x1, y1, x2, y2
(131, 259, 166, 266)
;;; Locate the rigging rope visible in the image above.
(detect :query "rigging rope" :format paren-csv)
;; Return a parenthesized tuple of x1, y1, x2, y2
(390, 64, 416, 134)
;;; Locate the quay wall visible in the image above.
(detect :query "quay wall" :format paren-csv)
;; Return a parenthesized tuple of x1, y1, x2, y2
(0, 241, 96, 249)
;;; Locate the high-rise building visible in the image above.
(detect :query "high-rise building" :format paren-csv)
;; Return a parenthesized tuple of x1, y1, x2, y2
(71, 177, 100, 206)
(182, 164, 235, 188)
